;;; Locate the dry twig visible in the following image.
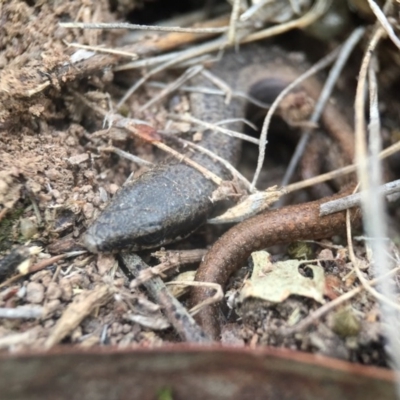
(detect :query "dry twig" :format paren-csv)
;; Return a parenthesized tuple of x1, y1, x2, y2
(121, 252, 210, 343)
(320, 179, 400, 216)
(130, 249, 206, 289)
(280, 26, 365, 188)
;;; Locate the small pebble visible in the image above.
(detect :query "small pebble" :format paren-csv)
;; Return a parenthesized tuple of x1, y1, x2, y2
(83, 203, 94, 219)
(20, 218, 38, 240)
(109, 184, 119, 195)
(44, 299, 61, 317)
(96, 254, 115, 275)
(45, 168, 61, 180)
(59, 278, 73, 301)
(98, 187, 108, 203)
(26, 282, 45, 304)
(46, 281, 62, 300)
(68, 153, 89, 165)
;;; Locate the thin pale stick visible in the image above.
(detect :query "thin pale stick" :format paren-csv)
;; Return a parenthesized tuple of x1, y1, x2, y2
(320, 179, 400, 216)
(168, 113, 260, 145)
(354, 17, 400, 385)
(139, 64, 203, 112)
(367, 0, 400, 50)
(60, 21, 229, 34)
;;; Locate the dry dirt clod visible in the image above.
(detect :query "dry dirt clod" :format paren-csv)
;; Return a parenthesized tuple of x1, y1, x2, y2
(46, 281, 62, 301)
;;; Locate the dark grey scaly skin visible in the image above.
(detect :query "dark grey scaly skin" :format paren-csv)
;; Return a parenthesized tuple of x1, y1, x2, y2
(82, 45, 299, 252)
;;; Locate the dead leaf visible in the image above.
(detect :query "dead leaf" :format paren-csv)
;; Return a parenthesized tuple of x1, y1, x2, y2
(239, 251, 326, 304)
